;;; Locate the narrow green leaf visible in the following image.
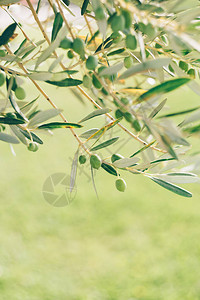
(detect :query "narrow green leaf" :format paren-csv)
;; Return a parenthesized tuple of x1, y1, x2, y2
(19, 128, 43, 144)
(158, 106, 200, 118)
(119, 58, 171, 80)
(0, 132, 19, 144)
(51, 13, 63, 42)
(130, 141, 155, 157)
(137, 78, 190, 103)
(0, 23, 17, 47)
(101, 163, 117, 176)
(81, 0, 90, 15)
(150, 176, 192, 198)
(20, 97, 39, 114)
(0, 117, 25, 125)
(90, 137, 119, 151)
(149, 99, 167, 119)
(79, 108, 111, 123)
(38, 122, 82, 129)
(45, 78, 82, 87)
(107, 48, 125, 56)
(36, 0, 42, 14)
(160, 134, 178, 160)
(9, 93, 28, 122)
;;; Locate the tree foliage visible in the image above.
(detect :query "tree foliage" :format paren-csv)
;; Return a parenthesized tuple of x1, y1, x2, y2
(1, 0, 200, 197)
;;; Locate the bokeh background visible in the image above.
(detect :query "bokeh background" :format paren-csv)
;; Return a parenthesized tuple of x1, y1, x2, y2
(1, 3, 200, 300)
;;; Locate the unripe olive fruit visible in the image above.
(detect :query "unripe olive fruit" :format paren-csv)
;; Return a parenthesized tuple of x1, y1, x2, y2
(92, 74, 102, 89)
(95, 7, 105, 20)
(86, 55, 98, 70)
(72, 38, 85, 55)
(111, 153, 124, 163)
(121, 9, 132, 29)
(124, 111, 134, 122)
(67, 50, 74, 59)
(120, 97, 129, 105)
(79, 155, 87, 164)
(83, 75, 92, 88)
(101, 87, 109, 95)
(115, 178, 127, 192)
(28, 142, 38, 152)
(90, 154, 101, 169)
(179, 60, 188, 72)
(132, 119, 141, 132)
(124, 56, 134, 69)
(115, 109, 124, 119)
(111, 15, 125, 32)
(125, 34, 137, 50)
(60, 37, 72, 49)
(187, 68, 195, 78)
(15, 87, 26, 100)
(0, 72, 5, 87)
(0, 50, 6, 57)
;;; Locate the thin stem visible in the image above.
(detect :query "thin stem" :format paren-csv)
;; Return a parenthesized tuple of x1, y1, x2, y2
(5, 45, 89, 154)
(54, 0, 75, 40)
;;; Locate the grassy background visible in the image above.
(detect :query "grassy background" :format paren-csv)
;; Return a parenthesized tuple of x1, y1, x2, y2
(0, 80, 200, 300)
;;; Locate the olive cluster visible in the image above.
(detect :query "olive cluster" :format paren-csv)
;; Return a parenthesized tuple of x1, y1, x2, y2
(79, 153, 127, 192)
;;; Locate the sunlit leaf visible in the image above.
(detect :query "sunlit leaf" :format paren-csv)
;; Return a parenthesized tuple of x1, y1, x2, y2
(137, 78, 190, 103)
(38, 122, 82, 129)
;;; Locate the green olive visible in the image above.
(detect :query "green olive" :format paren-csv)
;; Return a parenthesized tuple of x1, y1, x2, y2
(86, 55, 98, 70)
(28, 142, 39, 152)
(111, 15, 125, 32)
(124, 56, 134, 69)
(79, 155, 87, 164)
(115, 109, 124, 119)
(125, 34, 137, 50)
(132, 119, 141, 132)
(187, 68, 195, 78)
(83, 75, 92, 88)
(121, 9, 132, 30)
(179, 61, 188, 72)
(67, 50, 74, 59)
(95, 7, 105, 20)
(72, 38, 85, 55)
(60, 37, 73, 49)
(15, 87, 26, 100)
(101, 87, 109, 95)
(120, 97, 129, 105)
(0, 50, 6, 57)
(92, 74, 102, 89)
(0, 72, 5, 87)
(124, 112, 134, 122)
(90, 154, 101, 169)
(111, 153, 124, 163)
(115, 178, 127, 192)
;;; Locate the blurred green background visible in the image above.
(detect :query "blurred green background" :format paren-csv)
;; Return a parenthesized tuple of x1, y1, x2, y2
(1, 79, 200, 300)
